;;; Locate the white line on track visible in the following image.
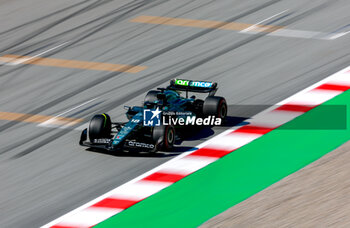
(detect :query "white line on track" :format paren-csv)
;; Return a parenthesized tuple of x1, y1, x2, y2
(238, 10, 349, 40)
(5, 42, 69, 66)
(38, 97, 98, 128)
(74, 123, 89, 131)
(327, 31, 350, 40)
(241, 10, 289, 33)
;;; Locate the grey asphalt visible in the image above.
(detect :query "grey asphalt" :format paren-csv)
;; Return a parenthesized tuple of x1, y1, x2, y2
(0, 0, 349, 227)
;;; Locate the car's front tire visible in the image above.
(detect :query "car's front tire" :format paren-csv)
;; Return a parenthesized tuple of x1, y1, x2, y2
(89, 113, 111, 142)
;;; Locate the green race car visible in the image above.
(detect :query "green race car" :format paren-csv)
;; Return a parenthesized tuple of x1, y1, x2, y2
(79, 79, 227, 153)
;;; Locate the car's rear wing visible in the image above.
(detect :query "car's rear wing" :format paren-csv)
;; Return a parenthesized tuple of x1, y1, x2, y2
(167, 79, 218, 95)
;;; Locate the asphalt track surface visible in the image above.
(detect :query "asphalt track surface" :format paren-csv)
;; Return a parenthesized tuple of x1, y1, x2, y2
(0, 0, 349, 227)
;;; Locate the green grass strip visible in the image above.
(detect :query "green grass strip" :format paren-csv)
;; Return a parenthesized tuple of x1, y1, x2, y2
(96, 90, 350, 228)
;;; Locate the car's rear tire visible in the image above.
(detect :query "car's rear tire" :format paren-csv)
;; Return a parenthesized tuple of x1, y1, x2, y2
(203, 96, 227, 120)
(152, 125, 175, 151)
(144, 90, 159, 105)
(89, 113, 111, 142)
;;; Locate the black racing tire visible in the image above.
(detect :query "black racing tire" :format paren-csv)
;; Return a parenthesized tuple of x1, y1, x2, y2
(152, 125, 175, 151)
(89, 113, 111, 141)
(144, 90, 160, 105)
(203, 96, 227, 120)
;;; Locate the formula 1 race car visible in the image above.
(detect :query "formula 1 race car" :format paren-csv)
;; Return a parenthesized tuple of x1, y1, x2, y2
(79, 79, 227, 153)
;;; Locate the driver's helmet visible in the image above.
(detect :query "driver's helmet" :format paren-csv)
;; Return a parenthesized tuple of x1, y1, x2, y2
(164, 90, 179, 103)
